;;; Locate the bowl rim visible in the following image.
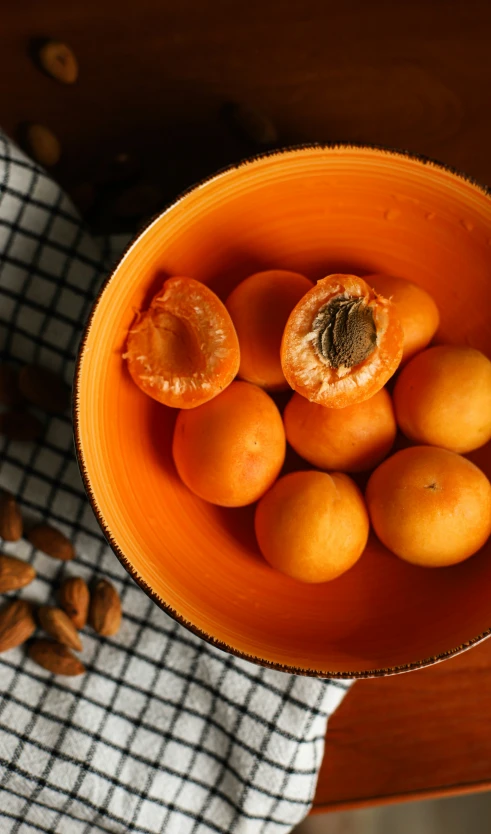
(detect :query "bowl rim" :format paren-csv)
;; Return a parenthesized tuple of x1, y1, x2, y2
(73, 141, 491, 679)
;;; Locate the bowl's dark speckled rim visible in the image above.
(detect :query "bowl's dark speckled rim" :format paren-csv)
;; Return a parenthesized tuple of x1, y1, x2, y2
(73, 142, 491, 679)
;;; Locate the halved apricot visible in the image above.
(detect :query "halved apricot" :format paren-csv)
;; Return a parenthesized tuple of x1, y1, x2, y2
(281, 274, 403, 408)
(124, 277, 240, 409)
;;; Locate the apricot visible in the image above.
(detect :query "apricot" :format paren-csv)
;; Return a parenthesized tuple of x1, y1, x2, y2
(172, 380, 285, 507)
(125, 276, 240, 409)
(366, 273, 440, 362)
(394, 345, 491, 454)
(366, 446, 491, 567)
(284, 388, 396, 473)
(225, 270, 313, 390)
(255, 470, 369, 583)
(281, 274, 403, 408)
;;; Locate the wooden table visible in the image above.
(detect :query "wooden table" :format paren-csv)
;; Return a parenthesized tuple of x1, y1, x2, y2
(313, 637, 491, 811)
(2, 0, 491, 812)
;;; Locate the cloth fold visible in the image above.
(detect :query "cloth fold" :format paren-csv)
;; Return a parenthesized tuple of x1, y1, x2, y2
(0, 131, 351, 834)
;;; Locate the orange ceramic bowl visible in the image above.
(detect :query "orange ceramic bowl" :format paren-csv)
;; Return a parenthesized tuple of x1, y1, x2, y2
(75, 145, 491, 678)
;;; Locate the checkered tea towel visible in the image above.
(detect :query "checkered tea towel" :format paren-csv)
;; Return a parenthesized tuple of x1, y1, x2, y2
(0, 130, 352, 834)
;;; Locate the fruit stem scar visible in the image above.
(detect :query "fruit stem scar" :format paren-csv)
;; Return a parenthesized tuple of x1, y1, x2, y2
(312, 295, 377, 369)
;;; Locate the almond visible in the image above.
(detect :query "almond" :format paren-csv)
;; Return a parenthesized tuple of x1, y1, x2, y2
(38, 606, 82, 651)
(59, 576, 89, 629)
(0, 491, 23, 541)
(0, 554, 36, 593)
(18, 365, 70, 413)
(0, 600, 36, 653)
(38, 40, 78, 85)
(0, 411, 43, 441)
(28, 639, 85, 676)
(0, 364, 23, 406)
(89, 579, 122, 636)
(25, 124, 61, 168)
(28, 524, 74, 561)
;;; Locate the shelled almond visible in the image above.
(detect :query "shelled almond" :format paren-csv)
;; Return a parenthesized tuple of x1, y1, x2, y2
(0, 554, 36, 593)
(29, 639, 85, 676)
(38, 40, 78, 85)
(25, 124, 61, 167)
(0, 351, 125, 674)
(89, 579, 122, 636)
(28, 524, 75, 561)
(0, 600, 36, 653)
(0, 491, 23, 542)
(59, 576, 89, 629)
(38, 606, 82, 651)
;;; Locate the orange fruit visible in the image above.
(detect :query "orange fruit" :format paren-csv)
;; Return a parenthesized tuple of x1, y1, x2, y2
(366, 273, 440, 362)
(283, 388, 397, 473)
(125, 276, 240, 408)
(394, 345, 491, 454)
(226, 270, 313, 390)
(255, 470, 369, 582)
(366, 446, 491, 567)
(281, 274, 403, 408)
(172, 380, 285, 507)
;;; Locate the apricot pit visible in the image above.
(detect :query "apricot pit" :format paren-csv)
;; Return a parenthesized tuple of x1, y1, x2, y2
(281, 274, 403, 408)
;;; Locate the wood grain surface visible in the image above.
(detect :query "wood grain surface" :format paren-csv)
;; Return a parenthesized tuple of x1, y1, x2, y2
(314, 637, 491, 810)
(2, 0, 491, 192)
(2, 0, 491, 809)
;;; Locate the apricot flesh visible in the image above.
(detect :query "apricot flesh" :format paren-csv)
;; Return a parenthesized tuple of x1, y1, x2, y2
(125, 276, 240, 409)
(281, 274, 404, 408)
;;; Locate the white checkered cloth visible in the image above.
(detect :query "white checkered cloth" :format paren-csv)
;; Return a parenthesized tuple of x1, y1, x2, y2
(0, 131, 352, 834)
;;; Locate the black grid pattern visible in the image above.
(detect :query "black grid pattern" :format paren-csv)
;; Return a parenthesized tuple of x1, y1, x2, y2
(0, 131, 352, 834)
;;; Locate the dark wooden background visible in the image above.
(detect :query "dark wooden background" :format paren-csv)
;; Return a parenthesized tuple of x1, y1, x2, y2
(3, 0, 491, 196)
(3, 0, 491, 811)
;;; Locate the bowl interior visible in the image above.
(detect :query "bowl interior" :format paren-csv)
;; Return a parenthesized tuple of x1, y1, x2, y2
(76, 146, 491, 677)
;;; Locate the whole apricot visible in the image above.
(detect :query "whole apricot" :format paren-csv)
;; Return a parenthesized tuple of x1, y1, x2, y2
(284, 388, 396, 473)
(172, 381, 285, 507)
(366, 273, 440, 362)
(226, 270, 313, 390)
(255, 470, 369, 582)
(366, 446, 491, 567)
(394, 345, 491, 454)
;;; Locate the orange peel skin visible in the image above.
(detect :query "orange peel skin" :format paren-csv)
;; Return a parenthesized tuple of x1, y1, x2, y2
(280, 274, 404, 408)
(124, 277, 240, 409)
